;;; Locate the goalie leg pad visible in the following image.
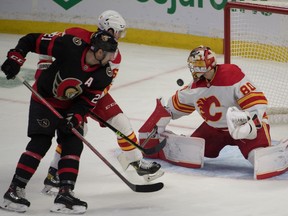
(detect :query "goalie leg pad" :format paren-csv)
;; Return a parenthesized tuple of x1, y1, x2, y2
(140, 131, 205, 168)
(142, 131, 205, 168)
(160, 131, 205, 168)
(249, 139, 288, 179)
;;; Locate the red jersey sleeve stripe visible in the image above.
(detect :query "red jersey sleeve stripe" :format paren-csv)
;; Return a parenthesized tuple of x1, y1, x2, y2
(35, 33, 44, 53)
(172, 93, 195, 113)
(47, 35, 58, 56)
(238, 92, 268, 109)
(238, 92, 266, 104)
(240, 100, 268, 109)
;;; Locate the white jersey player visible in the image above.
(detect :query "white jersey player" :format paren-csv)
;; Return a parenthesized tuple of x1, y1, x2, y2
(139, 45, 288, 180)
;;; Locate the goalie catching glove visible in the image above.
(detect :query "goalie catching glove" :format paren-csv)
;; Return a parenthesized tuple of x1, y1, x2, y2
(226, 106, 257, 140)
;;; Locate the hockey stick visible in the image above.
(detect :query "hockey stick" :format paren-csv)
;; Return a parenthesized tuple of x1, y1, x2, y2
(140, 126, 157, 148)
(88, 111, 166, 155)
(16, 75, 164, 193)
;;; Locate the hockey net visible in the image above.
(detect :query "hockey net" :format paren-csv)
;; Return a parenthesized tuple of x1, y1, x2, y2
(224, 0, 288, 123)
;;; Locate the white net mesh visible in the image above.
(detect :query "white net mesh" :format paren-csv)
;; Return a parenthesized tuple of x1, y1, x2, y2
(227, 0, 288, 123)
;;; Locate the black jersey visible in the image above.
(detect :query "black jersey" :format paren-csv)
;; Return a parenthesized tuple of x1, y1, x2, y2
(16, 33, 114, 116)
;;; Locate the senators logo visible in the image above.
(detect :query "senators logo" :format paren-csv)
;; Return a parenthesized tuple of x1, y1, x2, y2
(37, 119, 50, 128)
(73, 37, 82, 46)
(197, 96, 222, 122)
(106, 66, 113, 77)
(53, 72, 83, 100)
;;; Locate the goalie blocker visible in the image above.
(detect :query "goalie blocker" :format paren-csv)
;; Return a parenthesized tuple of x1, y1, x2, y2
(139, 99, 288, 179)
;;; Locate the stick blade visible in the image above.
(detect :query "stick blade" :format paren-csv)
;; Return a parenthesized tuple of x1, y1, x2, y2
(132, 182, 164, 193)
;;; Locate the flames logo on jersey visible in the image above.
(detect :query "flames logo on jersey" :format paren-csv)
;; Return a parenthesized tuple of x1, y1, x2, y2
(53, 72, 83, 100)
(197, 96, 222, 122)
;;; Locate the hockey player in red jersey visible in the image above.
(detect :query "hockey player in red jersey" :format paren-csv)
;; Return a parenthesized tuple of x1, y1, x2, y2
(1, 30, 118, 213)
(40, 10, 164, 197)
(139, 45, 288, 180)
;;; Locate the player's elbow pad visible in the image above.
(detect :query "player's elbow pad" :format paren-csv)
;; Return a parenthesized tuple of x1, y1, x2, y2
(229, 119, 257, 140)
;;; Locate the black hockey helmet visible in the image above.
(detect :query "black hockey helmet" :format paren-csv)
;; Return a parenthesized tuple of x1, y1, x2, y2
(90, 30, 118, 53)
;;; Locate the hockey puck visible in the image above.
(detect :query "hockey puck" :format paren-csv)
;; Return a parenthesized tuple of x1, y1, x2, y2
(177, 79, 184, 86)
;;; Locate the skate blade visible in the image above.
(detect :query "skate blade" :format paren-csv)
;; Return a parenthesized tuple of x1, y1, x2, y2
(143, 169, 165, 182)
(0, 199, 28, 213)
(50, 203, 87, 214)
(41, 185, 59, 197)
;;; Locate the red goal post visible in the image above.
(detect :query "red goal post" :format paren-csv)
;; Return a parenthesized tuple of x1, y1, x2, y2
(224, 1, 288, 123)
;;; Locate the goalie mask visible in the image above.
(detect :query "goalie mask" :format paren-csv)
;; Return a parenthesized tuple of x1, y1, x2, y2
(98, 10, 127, 39)
(187, 45, 217, 81)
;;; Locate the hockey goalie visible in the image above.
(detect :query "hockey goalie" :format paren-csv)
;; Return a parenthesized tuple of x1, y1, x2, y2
(139, 46, 288, 180)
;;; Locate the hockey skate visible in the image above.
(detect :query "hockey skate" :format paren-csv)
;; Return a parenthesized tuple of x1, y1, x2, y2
(130, 160, 164, 182)
(42, 167, 60, 196)
(50, 186, 87, 214)
(0, 183, 30, 213)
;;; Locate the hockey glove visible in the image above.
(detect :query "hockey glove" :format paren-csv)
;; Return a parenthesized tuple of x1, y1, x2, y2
(226, 106, 257, 140)
(1, 49, 26, 80)
(59, 113, 84, 135)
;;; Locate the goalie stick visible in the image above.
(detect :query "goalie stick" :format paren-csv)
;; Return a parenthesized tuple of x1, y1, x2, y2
(88, 111, 167, 155)
(16, 75, 164, 193)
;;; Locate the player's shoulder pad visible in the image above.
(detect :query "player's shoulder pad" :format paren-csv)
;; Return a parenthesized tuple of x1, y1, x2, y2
(62, 34, 88, 47)
(65, 27, 93, 44)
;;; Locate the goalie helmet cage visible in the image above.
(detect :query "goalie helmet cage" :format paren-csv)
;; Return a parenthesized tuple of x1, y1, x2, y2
(224, 1, 288, 123)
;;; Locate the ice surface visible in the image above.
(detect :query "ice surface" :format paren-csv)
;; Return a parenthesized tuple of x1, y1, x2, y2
(0, 33, 288, 216)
